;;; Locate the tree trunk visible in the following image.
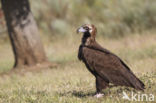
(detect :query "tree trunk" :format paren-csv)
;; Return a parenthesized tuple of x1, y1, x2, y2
(1, 0, 47, 68)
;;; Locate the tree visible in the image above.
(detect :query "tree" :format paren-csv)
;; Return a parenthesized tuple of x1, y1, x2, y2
(1, 0, 48, 68)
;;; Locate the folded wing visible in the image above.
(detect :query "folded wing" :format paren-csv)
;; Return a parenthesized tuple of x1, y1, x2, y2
(82, 42, 145, 90)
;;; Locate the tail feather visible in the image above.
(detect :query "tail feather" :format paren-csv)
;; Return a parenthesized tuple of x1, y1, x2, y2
(134, 77, 145, 90)
(119, 59, 145, 90)
(128, 72, 145, 90)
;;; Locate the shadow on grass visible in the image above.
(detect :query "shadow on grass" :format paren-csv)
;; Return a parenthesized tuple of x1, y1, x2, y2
(57, 86, 135, 98)
(58, 90, 95, 98)
(72, 91, 95, 98)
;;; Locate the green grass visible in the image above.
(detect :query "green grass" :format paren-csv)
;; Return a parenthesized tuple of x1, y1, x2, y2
(0, 32, 156, 103)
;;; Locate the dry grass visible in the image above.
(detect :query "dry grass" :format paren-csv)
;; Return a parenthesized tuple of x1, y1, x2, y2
(0, 32, 156, 103)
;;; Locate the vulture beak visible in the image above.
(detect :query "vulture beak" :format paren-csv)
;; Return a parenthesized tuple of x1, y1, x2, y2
(77, 27, 86, 33)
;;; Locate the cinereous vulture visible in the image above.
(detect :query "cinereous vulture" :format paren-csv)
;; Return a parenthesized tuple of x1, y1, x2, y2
(77, 24, 145, 98)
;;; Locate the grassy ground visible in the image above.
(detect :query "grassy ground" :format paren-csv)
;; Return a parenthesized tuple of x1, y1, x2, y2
(0, 32, 156, 103)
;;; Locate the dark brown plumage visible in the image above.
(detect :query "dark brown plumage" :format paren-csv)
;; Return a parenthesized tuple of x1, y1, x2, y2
(77, 24, 145, 97)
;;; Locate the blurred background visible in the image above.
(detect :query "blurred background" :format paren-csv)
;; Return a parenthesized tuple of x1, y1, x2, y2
(31, 0, 156, 38)
(1, 0, 156, 39)
(0, 0, 156, 102)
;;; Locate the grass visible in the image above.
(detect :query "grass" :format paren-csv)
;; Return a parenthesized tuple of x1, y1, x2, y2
(0, 32, 156, 103)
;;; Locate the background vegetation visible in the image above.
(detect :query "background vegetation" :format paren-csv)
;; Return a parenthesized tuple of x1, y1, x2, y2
(0, 0, 156, 102)
(30, 0, 156, 38)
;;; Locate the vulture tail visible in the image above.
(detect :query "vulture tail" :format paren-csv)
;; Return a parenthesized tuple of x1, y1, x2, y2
(133, 76, 145, 90)
(120, 60, 145, 90)
(127, 72, 145, 91)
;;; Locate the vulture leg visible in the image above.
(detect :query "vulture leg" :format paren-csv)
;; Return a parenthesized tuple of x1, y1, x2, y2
(95, 76, 109, 98)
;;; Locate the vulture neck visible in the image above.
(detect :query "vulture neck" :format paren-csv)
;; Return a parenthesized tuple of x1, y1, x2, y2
(81, 32, 95, 46)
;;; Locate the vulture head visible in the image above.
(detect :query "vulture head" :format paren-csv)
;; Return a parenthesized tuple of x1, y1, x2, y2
(77, 24, 97, 45)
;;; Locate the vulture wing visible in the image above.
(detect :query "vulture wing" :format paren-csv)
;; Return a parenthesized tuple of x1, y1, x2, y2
(81, 42, 145, 90)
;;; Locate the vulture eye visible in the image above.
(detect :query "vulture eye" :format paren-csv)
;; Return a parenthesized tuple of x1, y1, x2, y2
(84, 27, 89, 30)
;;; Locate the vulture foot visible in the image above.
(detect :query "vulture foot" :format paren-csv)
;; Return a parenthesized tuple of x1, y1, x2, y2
(94, 93, 104, 98)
